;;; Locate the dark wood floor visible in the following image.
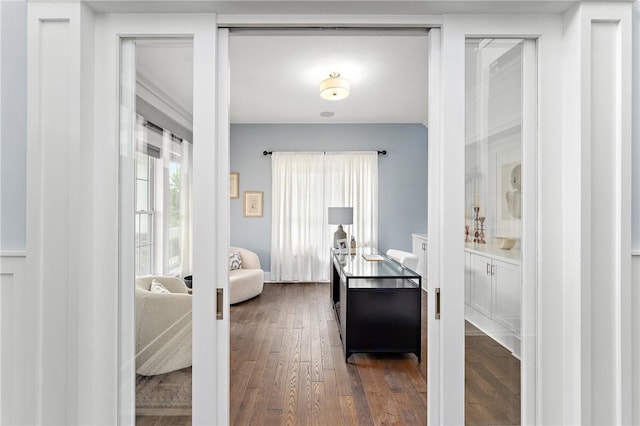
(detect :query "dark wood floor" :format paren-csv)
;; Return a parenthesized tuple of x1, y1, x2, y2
(465, 322, 521, 425)
(230, 282, 427, 426)
(137, 282, 520, 425)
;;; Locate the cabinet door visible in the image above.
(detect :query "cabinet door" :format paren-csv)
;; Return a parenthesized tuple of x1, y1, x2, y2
(464, 252, 471, 306)
(470, 254, 492, 318)
(412, 235, 428, 279)
(492, 260, 521, 335)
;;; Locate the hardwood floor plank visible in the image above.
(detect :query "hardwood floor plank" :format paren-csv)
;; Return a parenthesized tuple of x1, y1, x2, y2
(356, 355, 403, 426)
(269, 314, 295, 410)
(269, 326, 285, 354)
(296, 361, 313, 426)
(233, 386, 259, 426)
(230, 360, 256, 422)
(300, 306, 312, 362)
(318, 310, 336, 371)
(322, 370, 345, 426)
(281, 328, 302, 421)
(331, 349, 375, 425)
(338, 395, 360, 426)
(249, 352, 279, 426)
(263, 409, 282, 425)
(247, 327, 275, 388)
(394, 391, 427, 425)
(310, 302, 325, 382)
(311, 382, 327, 426)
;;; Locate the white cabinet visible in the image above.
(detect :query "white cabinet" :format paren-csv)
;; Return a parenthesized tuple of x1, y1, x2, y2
(464, 252, 471, 306)
(493, 259, 521, 334)
(411, 234, 428, 290)
(465, 246, 521, 355)
(470, 254, 493, 318)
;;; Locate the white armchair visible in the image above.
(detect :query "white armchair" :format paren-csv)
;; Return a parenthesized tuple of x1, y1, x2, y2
(386, 249, 419, 272)
(135, 275, 192, 376)
(229, 247, 264, 304)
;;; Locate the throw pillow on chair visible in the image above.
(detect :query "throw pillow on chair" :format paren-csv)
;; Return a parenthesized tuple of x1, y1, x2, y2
(229, 251, 242, 270)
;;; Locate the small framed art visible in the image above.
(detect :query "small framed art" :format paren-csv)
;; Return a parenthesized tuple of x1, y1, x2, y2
(243, 191, 263, 217)
(337, 238, 348, 254)
(230, 172, 239, 199)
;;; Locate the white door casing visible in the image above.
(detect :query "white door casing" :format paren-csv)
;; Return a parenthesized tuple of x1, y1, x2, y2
(21, 5, 633, 425)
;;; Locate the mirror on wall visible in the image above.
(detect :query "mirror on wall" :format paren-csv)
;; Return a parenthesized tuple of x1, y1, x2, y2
(119, 38, 194, 423)
(464, 38, 524, 425)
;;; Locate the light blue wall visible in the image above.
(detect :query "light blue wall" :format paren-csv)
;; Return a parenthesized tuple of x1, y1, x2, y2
(230, 123, 428, 274)
(0, 1, 27, 251)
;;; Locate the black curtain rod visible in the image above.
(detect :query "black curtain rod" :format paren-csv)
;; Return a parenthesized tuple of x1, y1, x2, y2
(263, 150, 386, 156)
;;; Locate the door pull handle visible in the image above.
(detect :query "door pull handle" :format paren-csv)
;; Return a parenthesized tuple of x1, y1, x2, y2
(216, 288, 223, 320)
(435, 288, 441, 320)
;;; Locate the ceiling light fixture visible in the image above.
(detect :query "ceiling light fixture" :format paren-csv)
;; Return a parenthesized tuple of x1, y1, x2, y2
(320, 72, 350, 101)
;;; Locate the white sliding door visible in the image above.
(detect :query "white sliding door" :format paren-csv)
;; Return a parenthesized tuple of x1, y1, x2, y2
(103, 14, 225, 424)
(428, 14, 564, 424)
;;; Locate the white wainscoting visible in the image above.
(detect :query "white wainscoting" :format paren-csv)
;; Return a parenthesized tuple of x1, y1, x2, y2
(633, 253, 640, 426)
(0, 252, 27, 425)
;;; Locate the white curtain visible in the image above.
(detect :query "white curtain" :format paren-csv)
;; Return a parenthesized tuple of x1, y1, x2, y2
(179, 140, 193, 277)
(271, 151, 378, 281)
(271, 152, 327, 281)
(325, 152, 378, 249)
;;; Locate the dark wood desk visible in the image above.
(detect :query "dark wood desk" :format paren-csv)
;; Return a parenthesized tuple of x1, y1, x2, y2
(330, 248, 422, 362)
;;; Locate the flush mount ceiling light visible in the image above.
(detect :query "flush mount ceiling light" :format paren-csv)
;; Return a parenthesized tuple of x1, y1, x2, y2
(320, 72, 350, 101)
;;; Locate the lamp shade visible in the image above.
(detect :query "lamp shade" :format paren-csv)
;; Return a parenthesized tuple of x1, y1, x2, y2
(328, 207, 353, 225)
(320, 73, 350, 101)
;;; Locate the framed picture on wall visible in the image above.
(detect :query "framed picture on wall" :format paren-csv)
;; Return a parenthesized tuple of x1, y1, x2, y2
(230, 172, 239, 199)
(243, 191, 263, 217)
(336, 238, 348, 254)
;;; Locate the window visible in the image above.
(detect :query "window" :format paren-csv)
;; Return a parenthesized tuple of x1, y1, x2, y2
(270, 151, 378, 281)
(166, 147, 182, 274)
(135, 151, 156, 276)
(134, 116, 192, 278)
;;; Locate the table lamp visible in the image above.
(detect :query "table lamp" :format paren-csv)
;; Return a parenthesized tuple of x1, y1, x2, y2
(328, 207, 353, 248)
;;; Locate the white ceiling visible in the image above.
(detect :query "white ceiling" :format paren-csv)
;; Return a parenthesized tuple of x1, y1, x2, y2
(136, 40, 194, 119)
(135, 31, 429, 125)
(230, 31, 429, 123)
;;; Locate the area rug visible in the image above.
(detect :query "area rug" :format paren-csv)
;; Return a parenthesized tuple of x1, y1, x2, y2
(135, 367, 192, 412)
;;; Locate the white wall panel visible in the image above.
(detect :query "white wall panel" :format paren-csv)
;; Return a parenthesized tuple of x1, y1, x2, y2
(562, 4, 632, 424)
(26, 3, 96, 424)
(36, 18, 72, 424)
(0, 254, 26, 425)
(633, 254, 640, 426)
(590, 21, 619, 425)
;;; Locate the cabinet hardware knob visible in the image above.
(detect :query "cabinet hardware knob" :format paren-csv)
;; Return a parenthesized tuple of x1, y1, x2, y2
(435, 288, 441, 320)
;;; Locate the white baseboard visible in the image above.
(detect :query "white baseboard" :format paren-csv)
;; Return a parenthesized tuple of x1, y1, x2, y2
(465, 304, 520, 359)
